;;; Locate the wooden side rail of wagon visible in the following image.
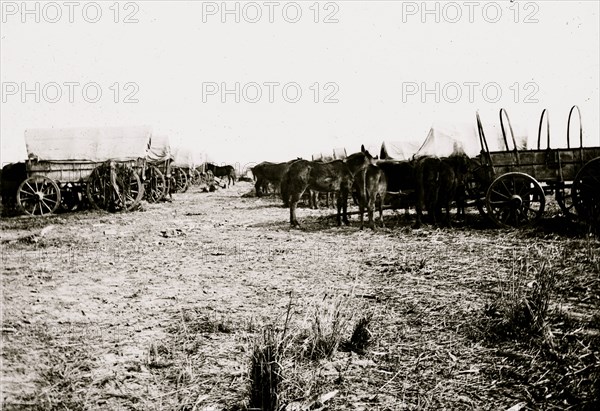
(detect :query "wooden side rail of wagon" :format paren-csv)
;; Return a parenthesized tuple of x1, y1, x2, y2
(475, 106, 600, 230)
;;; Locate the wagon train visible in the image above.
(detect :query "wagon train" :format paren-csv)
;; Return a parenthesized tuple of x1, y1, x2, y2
(473, 106, 600, 229)
(16, 126, 151, 215)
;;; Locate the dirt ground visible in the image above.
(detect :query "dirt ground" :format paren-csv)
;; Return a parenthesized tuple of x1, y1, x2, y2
(1, 181, 599, 410)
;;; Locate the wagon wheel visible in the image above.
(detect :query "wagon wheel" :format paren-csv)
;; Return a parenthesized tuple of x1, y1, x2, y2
(173, 167, 189, 193)
(572, 158, 600, 231)
(87, 162, 143, 212)
(485, 172, 545, 228)
(555, 183, 578, 221)
(187, 168, 198, 185)
(143, 165, 167, 203)
(465, 177, 488, 217)
(465, 160, 494, 219)
(17, 176, 61, 216)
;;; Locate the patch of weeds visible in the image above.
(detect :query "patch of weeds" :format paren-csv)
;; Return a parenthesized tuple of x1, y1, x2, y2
(5, 328, 94, 411)
(248, 326, 284, 411)
(300, 296, 354, 361)
(475, 253, 556, 342)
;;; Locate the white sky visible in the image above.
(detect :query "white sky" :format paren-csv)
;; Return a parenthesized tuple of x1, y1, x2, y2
(1, 0, 599, 169)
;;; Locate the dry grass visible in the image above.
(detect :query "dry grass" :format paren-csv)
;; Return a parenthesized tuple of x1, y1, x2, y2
(474, 250, 557, 342)
(2, 182, 599, 410)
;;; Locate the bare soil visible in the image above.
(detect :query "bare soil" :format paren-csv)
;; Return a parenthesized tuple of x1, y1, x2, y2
(1, 181, 599, 410)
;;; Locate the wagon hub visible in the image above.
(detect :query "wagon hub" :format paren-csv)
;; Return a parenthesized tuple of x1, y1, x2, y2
(36, 191, 45, 201)
(510, 194, 523, 208)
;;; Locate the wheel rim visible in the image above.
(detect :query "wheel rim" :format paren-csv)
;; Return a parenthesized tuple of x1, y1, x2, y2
(573, 158, 600, 230)
(144, 165, 166, 203)
(173, 168, 188, 193)
(87, 162, 143, 212)
(87, 165, 112, 210)
(556, 184, 578, 220)
(116, 166, 143, 211)
(486, 172, 545, 228)
(17, 176, 61, 216)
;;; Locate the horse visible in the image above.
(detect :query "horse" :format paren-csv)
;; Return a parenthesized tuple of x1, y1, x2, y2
(205, 163, 236, 187)
(284, 149, 375, 227)
(355, 164, 387, 230)
(414, 154, 471, 228)
(251, 160, 294, 197)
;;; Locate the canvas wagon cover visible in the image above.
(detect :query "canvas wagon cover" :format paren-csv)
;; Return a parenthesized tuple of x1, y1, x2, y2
(311, 152, 334, 161)
(24, 126, 152, 162)
(333, 147, 347, 159)
(416, 121, 528, 158)
(380, 140, 423, 160)
(172, 146, 205, 168)
(147, 134, 173, 162)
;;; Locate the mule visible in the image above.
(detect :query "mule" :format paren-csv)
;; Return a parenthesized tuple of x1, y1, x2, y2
(414, 154, 471, 228)
(285, 149, 375, 227)
(205, 163, 236, 187)
(356, 164, 387, 230)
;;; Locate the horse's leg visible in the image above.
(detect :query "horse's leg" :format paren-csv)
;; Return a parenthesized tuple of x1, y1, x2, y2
(290, 189, 303, 227)
(367, 196, 375, 230)
(359, 195, 365, 230)
(378, 193, 385, 228)
(341, 187, 350, 226)
(255, 179, 262, 197)
(414, 186, 423, 229)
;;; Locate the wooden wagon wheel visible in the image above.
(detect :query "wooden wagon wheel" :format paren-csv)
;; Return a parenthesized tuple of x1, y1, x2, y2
(144, 165, 167, 203)
(172, 167, 189, 193)
(485, 172, 545, 228)
(189, 168, 202, 185)
(17, 176, 61, 216)
(572, 158, 600, 231)
(555, 183, 578, 221)
(87, 162, 143, 212)
(556, 106, 585, 221)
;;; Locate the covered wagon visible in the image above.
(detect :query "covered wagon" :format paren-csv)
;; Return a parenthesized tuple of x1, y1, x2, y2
(18, 126, 151, 215)
(171, 146, 205, 192)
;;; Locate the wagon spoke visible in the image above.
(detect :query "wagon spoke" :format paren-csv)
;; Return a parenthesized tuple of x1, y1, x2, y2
(489, 200, 510, 206)
(24, 182, 37, 195)
(490, 189, 510, 200)
(20, 190, 36, 199)
(40, 200, 53, 215)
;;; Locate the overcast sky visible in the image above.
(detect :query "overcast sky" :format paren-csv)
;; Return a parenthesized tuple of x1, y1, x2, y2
(1, 0, 598, 168)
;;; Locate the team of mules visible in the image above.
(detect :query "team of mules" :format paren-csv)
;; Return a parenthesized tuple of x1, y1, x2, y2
(252, 146, 477, 229)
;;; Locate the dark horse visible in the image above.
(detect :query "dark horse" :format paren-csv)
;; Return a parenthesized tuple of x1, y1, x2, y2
(355, 164, 387, 230)
(414, 154, 471, 228)
(284, 148, 375, 227)
(205, 163, 236, 187)
(251, 160, 294, 197)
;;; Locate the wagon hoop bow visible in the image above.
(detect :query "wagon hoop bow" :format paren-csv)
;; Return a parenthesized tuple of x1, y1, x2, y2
(537, 108, 551, 150)
(567, 105, 583, 150)
(567, 105, 584, 164)
(500, 108, 520, 166)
